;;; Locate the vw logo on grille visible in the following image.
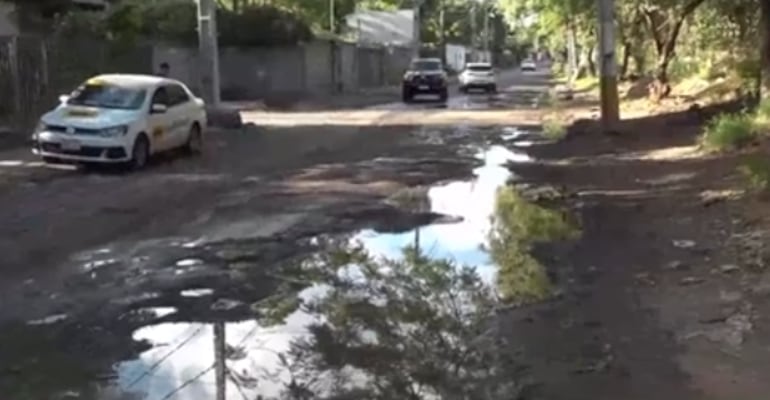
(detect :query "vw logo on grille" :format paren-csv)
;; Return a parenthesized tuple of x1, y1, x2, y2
(66, 126, 75, 135)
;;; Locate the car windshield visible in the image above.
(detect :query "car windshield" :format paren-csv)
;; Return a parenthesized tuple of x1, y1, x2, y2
(411, 60, 442, 71)
(468, 65, 492, 72)
(67, 82, 146, 110)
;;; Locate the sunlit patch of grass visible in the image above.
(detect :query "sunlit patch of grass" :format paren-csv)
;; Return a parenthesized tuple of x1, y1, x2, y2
(573, 76, 599, 93)
(700, 112, 757, 151)
(739, 154, 770, 193)
(488, 186, 580, 304)
(753, 99, 770, 131)
(541, 118, 567, 140)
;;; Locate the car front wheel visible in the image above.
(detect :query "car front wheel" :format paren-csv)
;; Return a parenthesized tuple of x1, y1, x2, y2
(184, 123, 203, 155)
(439, 88, 448, 102)
(402, 87, 413, 103)
(128, 134, 150, 171)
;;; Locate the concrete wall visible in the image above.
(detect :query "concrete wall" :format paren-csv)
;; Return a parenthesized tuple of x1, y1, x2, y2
(155, 39, 411, 101)
(0, 2, 18, 36)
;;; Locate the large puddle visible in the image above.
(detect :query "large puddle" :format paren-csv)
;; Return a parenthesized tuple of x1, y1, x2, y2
(104, 144, 581, 400)
(3, 143, 579, 400)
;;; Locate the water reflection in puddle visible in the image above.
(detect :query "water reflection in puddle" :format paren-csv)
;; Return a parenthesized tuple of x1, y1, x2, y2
(356, 145, 529, 284)
(109, 146, 528, 400)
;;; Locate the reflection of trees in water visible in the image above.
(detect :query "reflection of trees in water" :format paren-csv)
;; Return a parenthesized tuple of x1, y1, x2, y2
(249, 186, 578, 398)
(487, 187, 580, 303)
(262, 242, 519, 400)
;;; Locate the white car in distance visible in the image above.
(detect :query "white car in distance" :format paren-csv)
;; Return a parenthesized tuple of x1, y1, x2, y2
(32, 74, 207, 170)
(521, 59, 537, 72)
(459, 62, 497, 93)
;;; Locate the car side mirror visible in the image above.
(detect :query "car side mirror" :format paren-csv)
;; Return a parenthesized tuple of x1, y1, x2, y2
(59, 94, 69, 103)
(151, 104, 168, 114)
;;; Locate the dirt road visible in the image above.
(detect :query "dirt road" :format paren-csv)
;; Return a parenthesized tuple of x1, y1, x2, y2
(6, 67, 768, 400)
(0, 69, 552, 399)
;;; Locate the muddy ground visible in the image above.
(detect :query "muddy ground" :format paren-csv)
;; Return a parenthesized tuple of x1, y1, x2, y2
(0, 69, 550, 399)
(2, 67, 770, 400)
(505, 103, 770, 400)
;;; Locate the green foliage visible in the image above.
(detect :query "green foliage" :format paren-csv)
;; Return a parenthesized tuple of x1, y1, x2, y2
(739, 154, 770, 192)
(542, 119, 567, 139)
(701, 112, 757, 151)
(754, 99, 770, 128)
(55, 1, 313, 46)
(488, 186, 579, 303)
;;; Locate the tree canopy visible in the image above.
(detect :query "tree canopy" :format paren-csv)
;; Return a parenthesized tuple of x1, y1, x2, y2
(496, 0, 770, 99)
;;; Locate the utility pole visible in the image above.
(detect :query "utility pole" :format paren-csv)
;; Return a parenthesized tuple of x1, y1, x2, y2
(482, 0, 490, 62)
(470, 2, 477, 61)
(196, 0, 221, 106)
(597, 0, 619, 126)
(329, 0, 335, 33)
(214, 322, 226, 400)
(413, 0, 423, 58)
(439, 0, 446, 64)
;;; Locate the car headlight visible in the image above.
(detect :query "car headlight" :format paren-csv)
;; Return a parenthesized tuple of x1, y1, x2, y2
(99, 125, 129, 137)
(31, 121, 46, 140)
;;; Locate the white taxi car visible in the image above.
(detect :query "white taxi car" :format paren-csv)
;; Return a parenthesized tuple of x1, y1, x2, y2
(32, 74, 207, 169)
(459, 62, 497, 93)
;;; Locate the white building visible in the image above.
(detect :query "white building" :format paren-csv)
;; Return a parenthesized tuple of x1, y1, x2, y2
(344, 9, 415, 46)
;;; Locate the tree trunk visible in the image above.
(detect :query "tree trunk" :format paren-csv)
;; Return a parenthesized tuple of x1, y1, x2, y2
(650, 52, 674, 100)
(643, 0, 706, 101)
(633, 48, 646, 76)
(761, 0, 770, 99)
(587, 45, 597, 77)
(620, 42, 632, 80)
(575, 45, 591, 80)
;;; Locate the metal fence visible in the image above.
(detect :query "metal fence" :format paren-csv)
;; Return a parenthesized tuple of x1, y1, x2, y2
(0, 35, 153, 137)
(0, 35, 411, 138)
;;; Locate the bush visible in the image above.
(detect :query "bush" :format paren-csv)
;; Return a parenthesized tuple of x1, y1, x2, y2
(739, 154, 770, 192)
(542, 119, 566, 140)
(700, 113, 757, 151)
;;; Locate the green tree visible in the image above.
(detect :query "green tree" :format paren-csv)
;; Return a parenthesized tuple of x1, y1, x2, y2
(639, 0, 708, 99)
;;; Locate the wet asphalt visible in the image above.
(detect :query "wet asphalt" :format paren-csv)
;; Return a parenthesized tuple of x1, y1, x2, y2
(0, 68, 554, 400)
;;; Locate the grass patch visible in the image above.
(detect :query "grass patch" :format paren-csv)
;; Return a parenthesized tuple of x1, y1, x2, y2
(753, 99, 770, 129)
(739, 154, 770, 192)
(488, 186, 580, 304)
(542, 118, 567, 140)
(700, 112, 757, 151)
(572, 76, 599, 92)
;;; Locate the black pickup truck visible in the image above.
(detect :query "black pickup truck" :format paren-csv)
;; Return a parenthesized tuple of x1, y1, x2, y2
(401, 58, 449, 103)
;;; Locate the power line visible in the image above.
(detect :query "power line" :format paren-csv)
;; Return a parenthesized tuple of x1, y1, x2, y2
(157, 321, 266, 400)
(126, 325, 206, 389)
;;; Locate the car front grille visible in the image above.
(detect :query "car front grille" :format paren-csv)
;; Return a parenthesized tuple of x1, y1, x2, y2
(40, 142, 104, 157)
(46, 124, 101, 136)
(411, 75, 443, 84)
